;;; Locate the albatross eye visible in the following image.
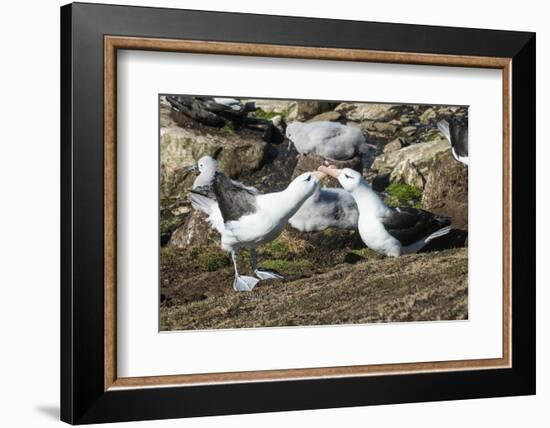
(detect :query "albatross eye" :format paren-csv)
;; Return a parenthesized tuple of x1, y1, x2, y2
(304, 175, 312, 182)
(344, 173, 352, 179)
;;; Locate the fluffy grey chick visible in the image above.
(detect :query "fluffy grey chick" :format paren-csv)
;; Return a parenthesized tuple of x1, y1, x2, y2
(285, 121, 367, 161)
(289, 186, 358, 232)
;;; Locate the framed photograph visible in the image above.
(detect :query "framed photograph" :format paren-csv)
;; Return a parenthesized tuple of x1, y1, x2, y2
(61, 2, 535, 424)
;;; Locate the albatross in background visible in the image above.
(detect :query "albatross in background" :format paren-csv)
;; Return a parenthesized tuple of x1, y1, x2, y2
(318, 165, 451, 257)
(437, 117, 469, 165)
(285, 121, 370, 161)
(190, 161, 326, 291)
(289, 186, 359, 232)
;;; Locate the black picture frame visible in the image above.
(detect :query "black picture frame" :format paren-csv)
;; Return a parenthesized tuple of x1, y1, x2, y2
(61, 2, 535, 424)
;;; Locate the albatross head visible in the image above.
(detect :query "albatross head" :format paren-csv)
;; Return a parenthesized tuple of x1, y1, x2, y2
(196, 156, 218, 173)
(318, 165, 363, 192)
(286, 171, 327, 198)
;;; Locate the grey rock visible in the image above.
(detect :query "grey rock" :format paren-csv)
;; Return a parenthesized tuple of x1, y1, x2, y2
(389, 159, 426, 189)
(307, 110, 342, 122)
(335, 103, 398, 122)
(287, 101, 333, 122)
(419, 108, 437, 124)
(384, 138, 404, 153)
(372, 139, 451, 176)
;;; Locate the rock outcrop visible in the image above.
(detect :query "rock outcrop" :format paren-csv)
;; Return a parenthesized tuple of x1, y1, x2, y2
(371, 138, 450, 176)
(389, 159, 426, 189)
(287, 101, 333, 122)
(422, 151, 468, 230)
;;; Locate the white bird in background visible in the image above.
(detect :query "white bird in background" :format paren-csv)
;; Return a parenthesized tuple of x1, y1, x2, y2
(285, 121, 370, 161)
(213, 97, 244, 111)
(437, 117, 469, 165)
(190, 158, 326, 291)
(289, 185, 359, 232)
(318, 166, 451, 257)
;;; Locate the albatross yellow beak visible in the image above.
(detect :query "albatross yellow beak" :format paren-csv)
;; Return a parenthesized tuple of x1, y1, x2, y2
(318, 165, 341, 179)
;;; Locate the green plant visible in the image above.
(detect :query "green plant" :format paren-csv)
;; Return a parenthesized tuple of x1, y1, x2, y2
(260, 259, 314, 275)
(254, 108, 287, 122)
(384, 182, 423, 208)
(322, 227, 337, 237)
(197, 248, 230, 272)
(221, 123, 236, 136)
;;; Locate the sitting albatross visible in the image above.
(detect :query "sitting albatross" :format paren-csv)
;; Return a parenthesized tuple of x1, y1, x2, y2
(285, 121, 370, 161)
(318, 165, 451, 257)
(190, 162, 326, 291)
(437, 117, 469, 165)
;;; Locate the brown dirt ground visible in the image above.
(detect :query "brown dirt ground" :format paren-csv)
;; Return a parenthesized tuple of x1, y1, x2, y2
(160, 239, 468, 331)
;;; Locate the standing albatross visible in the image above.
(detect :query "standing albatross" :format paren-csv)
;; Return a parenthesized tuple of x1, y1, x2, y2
(189, 155, 356, 234)
(190, 166, 326, 291)
(318, 166, 451, 257)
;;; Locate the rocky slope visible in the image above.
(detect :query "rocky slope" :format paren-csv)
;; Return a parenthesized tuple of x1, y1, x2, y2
(159, 97, 469, 330)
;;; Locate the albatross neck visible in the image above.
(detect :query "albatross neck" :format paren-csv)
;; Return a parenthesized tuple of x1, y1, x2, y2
(193, 169, 216, 188)
(350, 182, 389, 217)
(260, 184, 317, 220)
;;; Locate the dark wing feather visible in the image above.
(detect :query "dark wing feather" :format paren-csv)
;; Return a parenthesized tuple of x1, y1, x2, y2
(449, 117, 468, 158)
(382, 207, 450, 246)
(212, 172, 258, 222)
(192, 184, 216, 200)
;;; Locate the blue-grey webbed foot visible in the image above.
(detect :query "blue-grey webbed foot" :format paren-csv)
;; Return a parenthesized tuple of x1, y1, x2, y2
(254, 269, 284, 281)
(233, 275, 259, 292)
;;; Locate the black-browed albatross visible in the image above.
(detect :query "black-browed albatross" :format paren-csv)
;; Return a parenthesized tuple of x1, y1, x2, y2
(190, 163, 326, 291)
(318, 165, 451, 257)
(437, 117, 469, 165)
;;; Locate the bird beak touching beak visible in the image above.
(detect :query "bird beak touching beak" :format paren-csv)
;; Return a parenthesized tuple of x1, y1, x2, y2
(317, 165, 341, 179)
(314, 170, 327, 181)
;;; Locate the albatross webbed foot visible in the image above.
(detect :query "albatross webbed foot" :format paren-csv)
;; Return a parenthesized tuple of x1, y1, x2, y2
(254, 269, 284, 281)
(233, 275, 259, 292)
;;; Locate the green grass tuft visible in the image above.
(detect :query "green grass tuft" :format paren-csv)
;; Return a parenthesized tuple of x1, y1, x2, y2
(196, 248, 230, 272)
(322, 227, 337, 237)
(254, 108, 287, 122)
(350, 247, 385, 260)
(221, 123, 236, 136)
(260, 259, 314, 275)
(384, 182, 423, 208)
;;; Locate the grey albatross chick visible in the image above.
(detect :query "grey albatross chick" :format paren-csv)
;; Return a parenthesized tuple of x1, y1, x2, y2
(437, 117, 469, 165)
(319, 165, 451, 257)
(285, 121, 370, 161)
(190, 168, 326, 291)
(289, 186, 359, 232)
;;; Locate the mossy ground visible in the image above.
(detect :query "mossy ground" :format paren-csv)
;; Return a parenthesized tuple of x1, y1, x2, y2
(384, 182, 423, 208)
(160, 229, 468, 330)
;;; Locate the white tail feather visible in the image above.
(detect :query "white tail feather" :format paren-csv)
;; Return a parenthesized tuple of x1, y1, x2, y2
(400, 225, 452, 255)
(425, 225, 452, 243)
